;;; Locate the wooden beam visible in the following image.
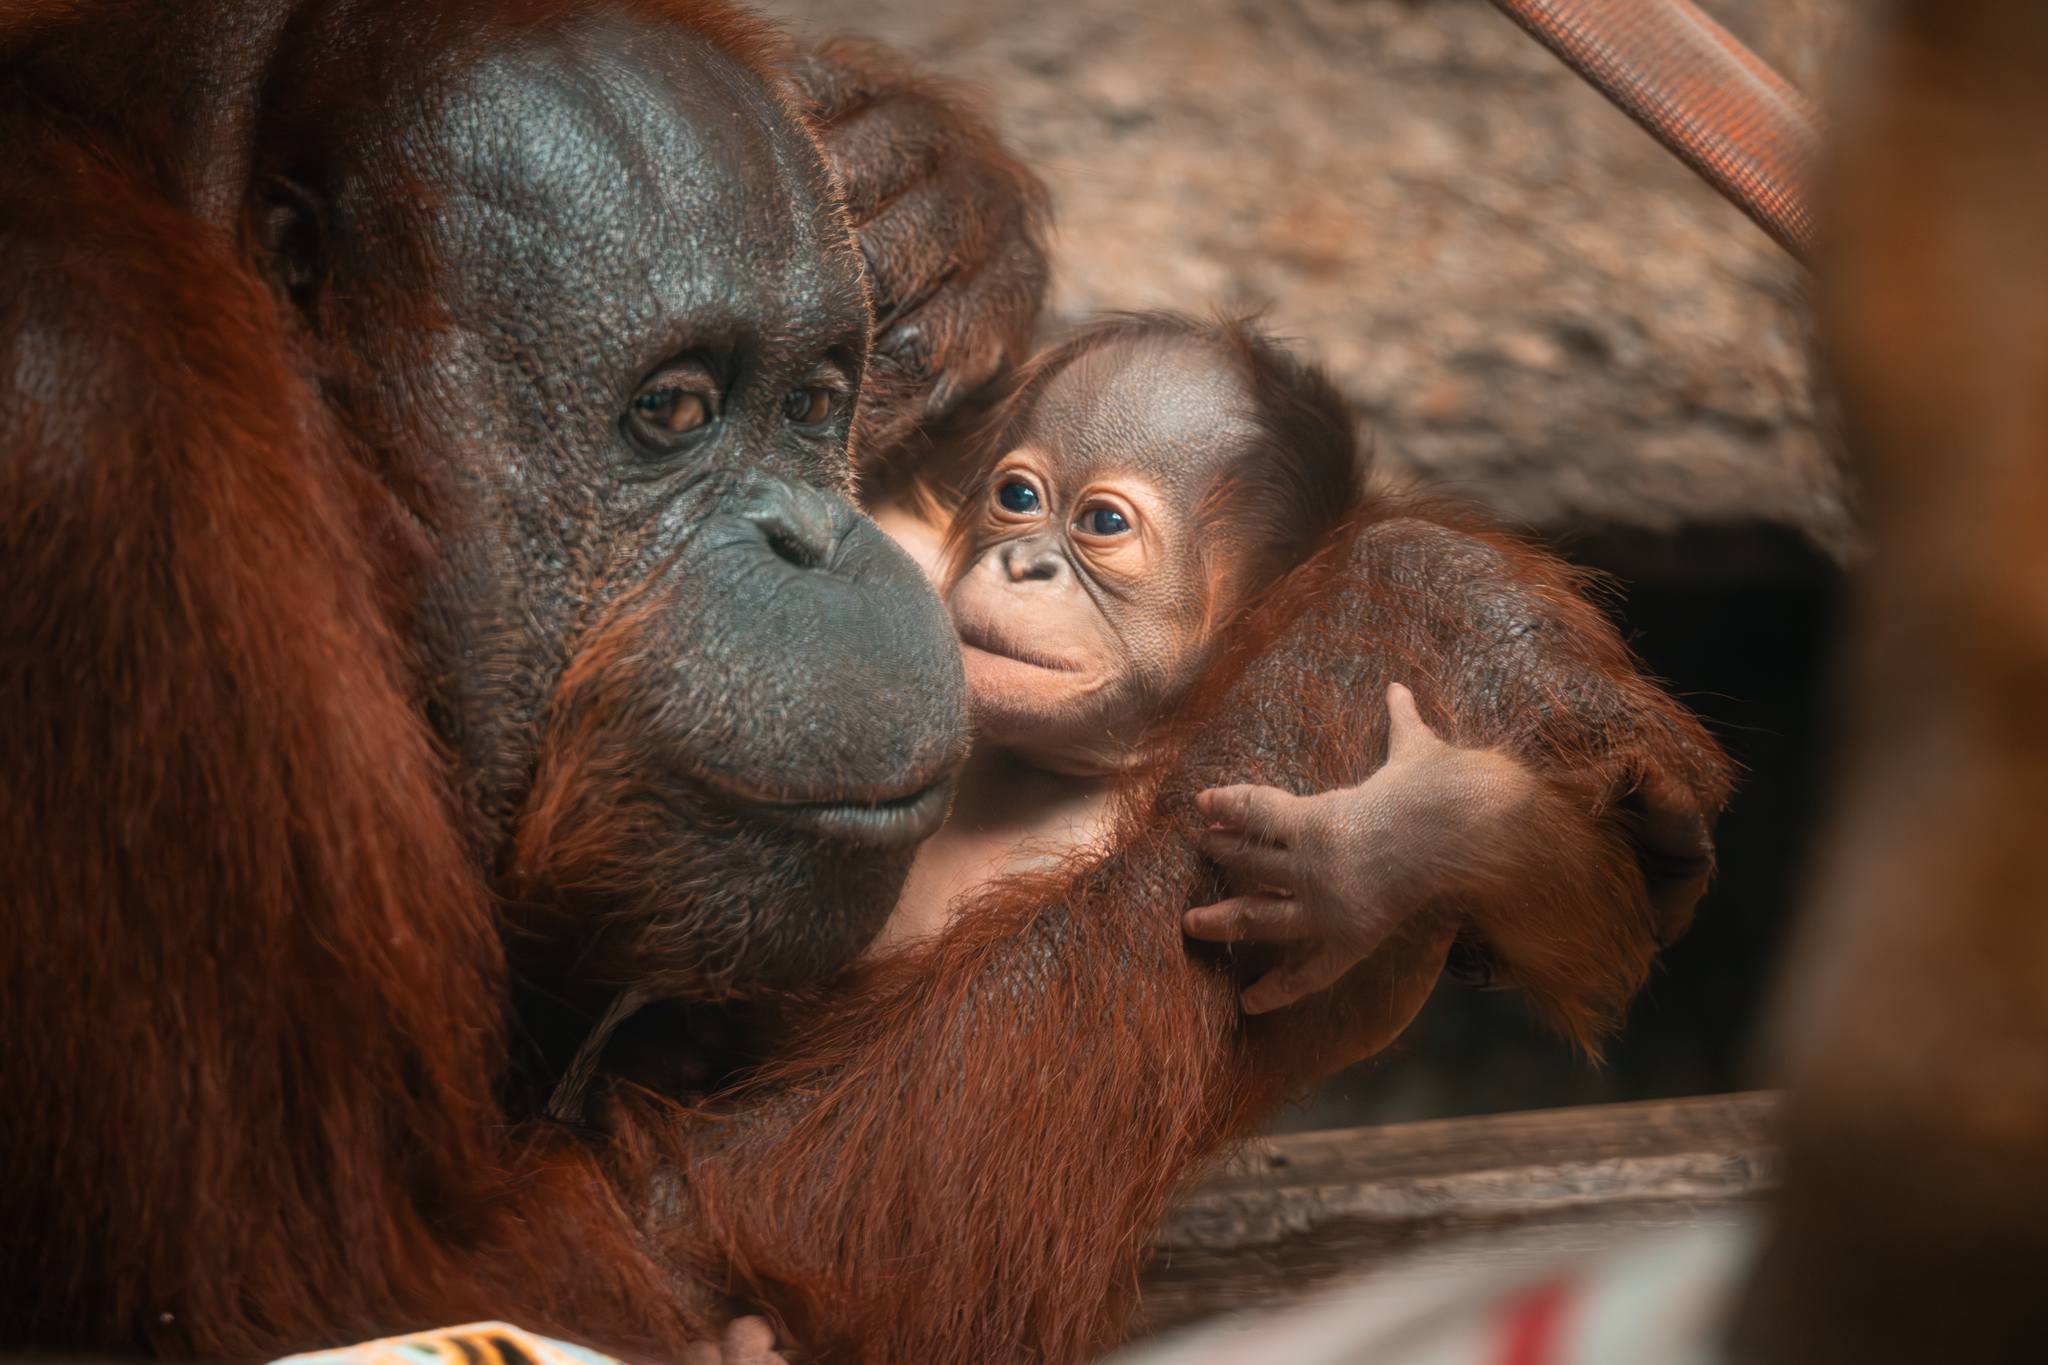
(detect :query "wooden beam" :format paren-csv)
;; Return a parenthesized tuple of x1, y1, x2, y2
(1142, 1091, 1777, 1331)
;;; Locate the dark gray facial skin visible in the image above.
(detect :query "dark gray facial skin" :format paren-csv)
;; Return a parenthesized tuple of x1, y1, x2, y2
(263, 13, 969, 998)
(946, 334, 1259, 774)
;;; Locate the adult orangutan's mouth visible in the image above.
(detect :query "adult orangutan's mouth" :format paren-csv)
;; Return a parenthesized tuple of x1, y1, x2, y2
(743, 777, 955, 849)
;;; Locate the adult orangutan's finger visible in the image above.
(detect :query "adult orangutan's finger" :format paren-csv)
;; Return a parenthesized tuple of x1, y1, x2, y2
(1383, 682, 1441, 764)
(1184, 895, 1313, 944)
(914, 222, 1047, 417)
(1195, 784, 1303, 845)
(1197, 831, 1296, 889)
(815, 90, 963, 223)
(681, 1341, 723, 1365)
(864, 210, 1043, 411)
(786, 39, 1049, 472)
(857, 159, 1013, 322)
(1243, 946, 1362, 1015)
(854, 183, 1045, 458)
(787, 39, 895, 125)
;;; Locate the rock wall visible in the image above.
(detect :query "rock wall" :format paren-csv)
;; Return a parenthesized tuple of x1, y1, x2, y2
(769, 0, 1857, 1123)
(770, 0, 1853, 565)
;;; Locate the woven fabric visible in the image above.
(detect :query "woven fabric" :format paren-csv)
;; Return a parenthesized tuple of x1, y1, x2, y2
(275, 1323, 625, 1365)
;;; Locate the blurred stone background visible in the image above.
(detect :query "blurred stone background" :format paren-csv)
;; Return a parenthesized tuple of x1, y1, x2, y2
(768, 0, 1855, 1125)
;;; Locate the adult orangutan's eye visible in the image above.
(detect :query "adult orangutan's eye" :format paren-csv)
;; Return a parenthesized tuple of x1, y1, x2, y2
(996, 480, 1041, 515)
(626, 362, 720, 450)
(1082, 506, 1132, 536)
(636, 389, 710, 432)
(782, 384, 841, 427)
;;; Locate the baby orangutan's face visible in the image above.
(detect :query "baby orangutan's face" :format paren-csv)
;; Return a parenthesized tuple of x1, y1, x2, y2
(945, 336, 1259, 772)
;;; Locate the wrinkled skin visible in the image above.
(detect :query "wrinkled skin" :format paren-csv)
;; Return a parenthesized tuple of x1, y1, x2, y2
(0, 2, 1729, 1359)
(1188, 682, 1537, 1012)
(947, 335, 1260, 767)
(262, 16, 1050, 1016)
(0, 2, 1050, 1353)
(245, 12, 976, 997)
(789, 39, 1051, 478)
(928, 331, 1550, 1019)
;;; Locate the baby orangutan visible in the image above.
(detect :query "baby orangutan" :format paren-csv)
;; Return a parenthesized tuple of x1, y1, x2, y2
(872, 314, 1545, 1012)
(659, 318, 1731, 1364)
(548, 314, 1612, 1125)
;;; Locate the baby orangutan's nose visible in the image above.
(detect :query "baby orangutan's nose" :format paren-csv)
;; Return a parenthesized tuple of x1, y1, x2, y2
(1001, 536, 1067, 583)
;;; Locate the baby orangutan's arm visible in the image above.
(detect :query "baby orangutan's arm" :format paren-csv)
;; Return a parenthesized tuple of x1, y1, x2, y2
(1184, 681, 1543, 1013)
(1172, 506, 1734, 1059)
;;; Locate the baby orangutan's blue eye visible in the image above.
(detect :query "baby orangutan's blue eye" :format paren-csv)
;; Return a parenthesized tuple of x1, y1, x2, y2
(997, 481, 1040, 514)
(1084, 507, 1131, 536)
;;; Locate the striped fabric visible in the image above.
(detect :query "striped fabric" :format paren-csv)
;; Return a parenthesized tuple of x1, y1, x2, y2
(277, 1323, 623, 1365)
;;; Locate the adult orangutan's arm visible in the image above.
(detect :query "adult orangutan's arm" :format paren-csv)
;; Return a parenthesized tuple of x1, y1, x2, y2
(646, 504, 1728, 1365)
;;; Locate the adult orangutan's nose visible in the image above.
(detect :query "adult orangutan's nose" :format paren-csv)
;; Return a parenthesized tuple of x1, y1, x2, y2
(734, 477, 848, 570)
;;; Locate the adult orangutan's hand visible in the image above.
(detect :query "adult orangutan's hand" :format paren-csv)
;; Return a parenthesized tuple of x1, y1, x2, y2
(1185, 683, 1539, 1014)
(787, 39, 1051, 468)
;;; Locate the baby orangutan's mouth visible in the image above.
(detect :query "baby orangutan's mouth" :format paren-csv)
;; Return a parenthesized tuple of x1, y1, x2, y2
(953, 621, 1085, 673)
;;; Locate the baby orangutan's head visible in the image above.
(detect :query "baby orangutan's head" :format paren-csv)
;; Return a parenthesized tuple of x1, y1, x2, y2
(943, 313, 1362, 771)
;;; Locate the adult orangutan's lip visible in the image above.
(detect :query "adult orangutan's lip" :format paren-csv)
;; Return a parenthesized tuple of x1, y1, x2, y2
(746, 777, 954, 849)
(955, 624, 1083, 673)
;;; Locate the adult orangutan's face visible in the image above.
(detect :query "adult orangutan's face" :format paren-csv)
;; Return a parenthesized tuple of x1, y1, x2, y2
(270, 15, 968, 995)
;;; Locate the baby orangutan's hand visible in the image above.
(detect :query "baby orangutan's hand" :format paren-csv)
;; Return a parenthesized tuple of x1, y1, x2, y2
(1184, 682, 1536, 1014)
(680, 1317, 792, 1365)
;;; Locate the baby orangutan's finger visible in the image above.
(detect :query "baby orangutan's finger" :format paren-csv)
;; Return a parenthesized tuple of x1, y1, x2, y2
(1183, 895, 1313, 944)
(723, 1317, 790, 1364)
(1195, 784, 1302, 844)
(1382, 682, 1443, 764)
(1197, 830, 1297, 889)
(1242, 945, 1364, 1015)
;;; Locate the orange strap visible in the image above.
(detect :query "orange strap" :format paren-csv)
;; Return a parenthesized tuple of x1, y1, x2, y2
(1487, 0, 1822, 261)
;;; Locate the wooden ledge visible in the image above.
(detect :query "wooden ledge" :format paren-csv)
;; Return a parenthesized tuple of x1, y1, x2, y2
(1142, 1091, 1778, 1331)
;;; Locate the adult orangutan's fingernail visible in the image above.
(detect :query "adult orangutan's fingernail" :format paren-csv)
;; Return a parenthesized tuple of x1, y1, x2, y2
(924, 373, 961, 416)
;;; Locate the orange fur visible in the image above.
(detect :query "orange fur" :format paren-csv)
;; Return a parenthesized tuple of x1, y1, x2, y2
(0, 2, 768, 1357)
(1, 5, 1726, 1359)
(656, 499, 1732, 1364)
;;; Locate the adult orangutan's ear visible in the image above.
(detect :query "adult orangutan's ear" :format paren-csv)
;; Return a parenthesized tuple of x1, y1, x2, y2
(256, 174, 327, 323)
(1352, 419, 1379, 501)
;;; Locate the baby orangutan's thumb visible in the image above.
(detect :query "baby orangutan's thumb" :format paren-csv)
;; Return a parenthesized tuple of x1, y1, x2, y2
(1382, 682, 1443, 766)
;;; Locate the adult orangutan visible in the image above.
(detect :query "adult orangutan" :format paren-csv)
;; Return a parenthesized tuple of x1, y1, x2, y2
(1, 0, 1036, 1356)
(1, 1, 1728, 1363)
